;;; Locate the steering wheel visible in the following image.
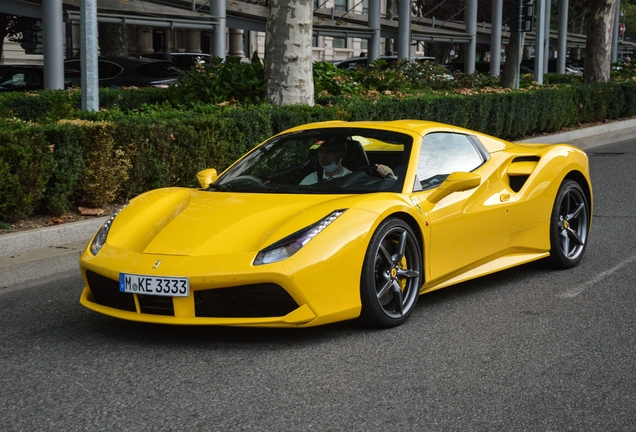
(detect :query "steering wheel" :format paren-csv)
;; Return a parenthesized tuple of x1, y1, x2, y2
(353, 165, 378, 176)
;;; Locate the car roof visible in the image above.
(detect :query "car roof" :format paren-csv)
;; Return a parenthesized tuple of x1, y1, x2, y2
(0, 64, 44, 70)
(284, 119, 454, 136)
(281, 120, 511, 153)
(65, 56, 171, 65)
(338, 55, 435, 62)
(167, 53, 210, 56)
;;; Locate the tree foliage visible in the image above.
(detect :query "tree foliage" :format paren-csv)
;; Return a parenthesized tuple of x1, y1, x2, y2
(0, 14, 41, 61)
(623, 1, 636, 43)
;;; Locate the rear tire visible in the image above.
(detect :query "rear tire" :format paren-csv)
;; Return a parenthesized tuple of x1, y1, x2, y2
(548, 180, 590, 269)
(360, 218, 422, 328)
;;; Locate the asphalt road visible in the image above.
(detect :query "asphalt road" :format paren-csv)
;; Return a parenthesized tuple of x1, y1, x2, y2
(1, 139, 635, 431)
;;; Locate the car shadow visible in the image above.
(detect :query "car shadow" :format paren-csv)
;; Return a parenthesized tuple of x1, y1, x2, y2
(82, 259, 552, 346)
(414, 258, 551, 309)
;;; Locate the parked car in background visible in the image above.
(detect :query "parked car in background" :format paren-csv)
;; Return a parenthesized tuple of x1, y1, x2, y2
(520, 59, 582, 75)
(0, 65, 46, 92)
(564, 59, 584, 74)
(64, 56, 183, 88)
(443, 61, 494, 73)
(138, 52, 210, 71)
(335, 55, 437, 70)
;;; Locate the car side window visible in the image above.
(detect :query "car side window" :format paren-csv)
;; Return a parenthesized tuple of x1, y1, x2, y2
(417, 133, 485, 189)
(0, 72, 20, 90)
(98, 61, 123, 79)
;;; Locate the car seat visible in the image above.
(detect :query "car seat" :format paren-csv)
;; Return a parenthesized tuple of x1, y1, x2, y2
(341, 138, 370, 171)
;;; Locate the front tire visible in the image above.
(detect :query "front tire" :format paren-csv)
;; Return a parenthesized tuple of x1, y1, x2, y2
(548, 179, 590, 269)
(360, 218, 422, 328)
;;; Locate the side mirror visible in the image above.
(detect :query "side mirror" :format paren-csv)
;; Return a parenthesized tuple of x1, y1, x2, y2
(196, 168, 218, 188)
(427, 172, 481, 204)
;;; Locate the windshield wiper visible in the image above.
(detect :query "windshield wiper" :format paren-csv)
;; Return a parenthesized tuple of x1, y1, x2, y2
(204, 182, 230, 192)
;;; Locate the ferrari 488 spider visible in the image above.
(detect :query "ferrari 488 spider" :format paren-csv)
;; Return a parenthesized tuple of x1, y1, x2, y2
(79, 120, 592, 328)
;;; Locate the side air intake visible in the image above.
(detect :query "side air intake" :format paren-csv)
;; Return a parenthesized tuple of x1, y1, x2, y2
(507, 156, 540, 192)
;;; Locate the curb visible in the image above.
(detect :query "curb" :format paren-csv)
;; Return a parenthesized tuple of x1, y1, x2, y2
(0, 218, 106, 288)
(0, 240, 88, 288)
(0, 217, 107, 256)
(1, 119, 635, 288)
(517, 117, 636, 149)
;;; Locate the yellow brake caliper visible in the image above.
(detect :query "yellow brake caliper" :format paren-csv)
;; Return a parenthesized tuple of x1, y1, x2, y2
(397, 256, 407, 291)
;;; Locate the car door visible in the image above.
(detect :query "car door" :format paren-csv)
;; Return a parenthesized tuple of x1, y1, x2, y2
(412, 132, 511, 282)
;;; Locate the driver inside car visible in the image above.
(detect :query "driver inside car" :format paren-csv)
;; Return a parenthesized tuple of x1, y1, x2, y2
(300, 139, 396, 185)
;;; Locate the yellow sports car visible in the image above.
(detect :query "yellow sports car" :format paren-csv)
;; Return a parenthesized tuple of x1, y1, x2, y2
(79, 120, 592, 328)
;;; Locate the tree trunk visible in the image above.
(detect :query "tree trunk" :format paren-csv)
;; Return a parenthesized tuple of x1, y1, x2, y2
(265, 0, 314, 106)
(500, 31, 525, 88)
(584, 0, 618, 83)
(99, 23, 128, 56)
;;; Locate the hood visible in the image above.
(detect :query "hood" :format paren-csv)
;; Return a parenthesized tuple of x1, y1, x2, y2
(107, 188, 358, 256)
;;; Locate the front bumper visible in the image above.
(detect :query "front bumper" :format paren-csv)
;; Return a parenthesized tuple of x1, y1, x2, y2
(80, 286, 319, 328)
(79, 240, 365, 328)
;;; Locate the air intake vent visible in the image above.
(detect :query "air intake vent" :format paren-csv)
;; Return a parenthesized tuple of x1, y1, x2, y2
(507, 156, 540, 192)
(138, 295, 174, 316)
(86, 270, 136, 312)
(194, 284, 299, 318)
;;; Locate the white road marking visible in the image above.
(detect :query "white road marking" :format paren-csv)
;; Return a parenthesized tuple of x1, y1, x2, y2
(559, 254, 636, 298)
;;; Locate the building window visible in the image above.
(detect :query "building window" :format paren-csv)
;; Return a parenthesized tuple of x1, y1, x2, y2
(334, 0, 347, 12)
(333, 37, 347, 49)
(362, 0, 369, 14)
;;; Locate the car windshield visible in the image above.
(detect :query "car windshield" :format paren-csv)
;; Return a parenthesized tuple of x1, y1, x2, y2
(0, 72, 24, 90)
(214, 127, 413, 194)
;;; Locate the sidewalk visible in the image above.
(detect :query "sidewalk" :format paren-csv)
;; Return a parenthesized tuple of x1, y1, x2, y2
(1, 118, 635, 288)
(0, 217, 106, 287)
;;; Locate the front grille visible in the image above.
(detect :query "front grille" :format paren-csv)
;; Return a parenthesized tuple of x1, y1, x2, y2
(86, 270, 136, 312)
(138, 295, 174, 316)
(194, 284, 299, 318)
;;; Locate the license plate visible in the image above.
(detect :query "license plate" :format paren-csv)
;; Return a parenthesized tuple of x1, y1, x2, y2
(119, 273, 189, 297)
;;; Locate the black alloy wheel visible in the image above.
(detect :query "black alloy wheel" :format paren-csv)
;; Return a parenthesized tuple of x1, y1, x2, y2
(360, 218, 422, 328)
(548, 179, 590, 269)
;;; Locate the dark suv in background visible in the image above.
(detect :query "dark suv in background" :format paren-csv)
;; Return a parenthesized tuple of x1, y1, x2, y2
(0, 65, 50, 92)
(64, 56, 183, 88)
(1, 56, 182, 92)
(335, 55, 437, 70)
(138, 53, 210, 71)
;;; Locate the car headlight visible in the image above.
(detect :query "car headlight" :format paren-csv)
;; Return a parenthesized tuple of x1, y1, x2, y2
(89, 204, 127, 255)
(254, 209, 347, 265)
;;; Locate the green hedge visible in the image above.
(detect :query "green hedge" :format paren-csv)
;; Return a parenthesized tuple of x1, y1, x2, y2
(1, 80, 635, 223)
(40, 123, 85, 215)
(0, 87, 170, 123)
(0, 121, 55, 222)
(320, 84, 586, 140)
